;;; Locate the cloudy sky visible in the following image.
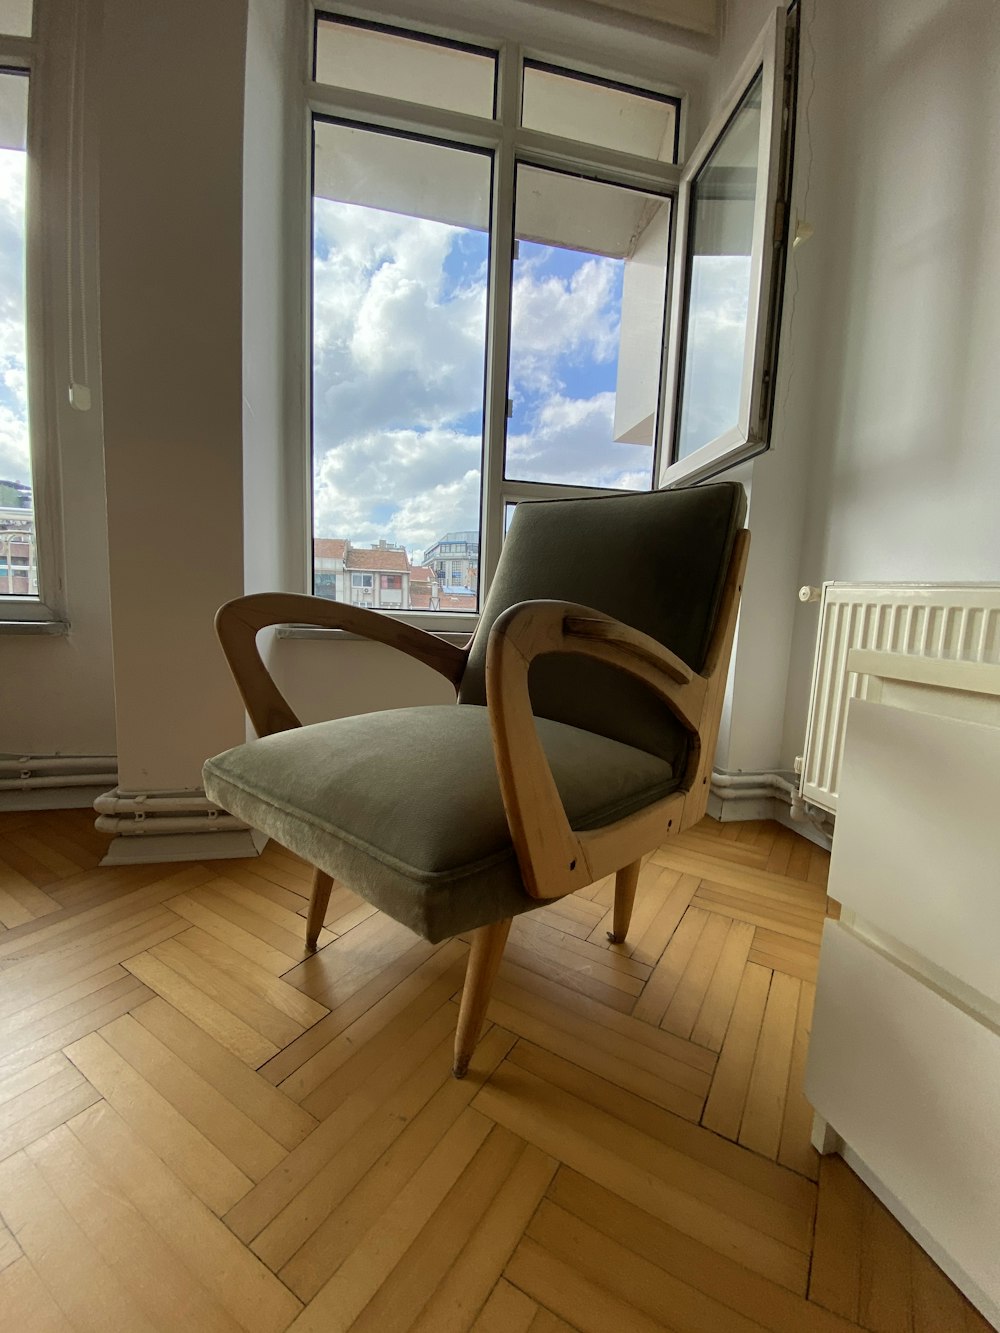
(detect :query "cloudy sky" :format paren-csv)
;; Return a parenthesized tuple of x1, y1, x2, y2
(0, 146, 30, 491)
(311, 195, 658, 567)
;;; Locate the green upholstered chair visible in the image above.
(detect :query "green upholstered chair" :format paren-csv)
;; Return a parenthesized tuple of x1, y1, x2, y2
(203, 483, 748, 1075)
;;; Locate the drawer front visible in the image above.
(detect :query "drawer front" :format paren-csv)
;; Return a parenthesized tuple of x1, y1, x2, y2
(831, 699, 1000, 1006)
(806, 922, 1000, 1312)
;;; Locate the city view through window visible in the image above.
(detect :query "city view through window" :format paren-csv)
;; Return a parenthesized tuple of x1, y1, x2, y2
(0, 71, 34, 598)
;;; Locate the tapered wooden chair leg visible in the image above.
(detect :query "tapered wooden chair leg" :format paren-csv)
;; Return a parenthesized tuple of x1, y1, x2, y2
(607, 859, 641, 944)
(305, 867, 334, 950)
(453, 918, 512, 1078)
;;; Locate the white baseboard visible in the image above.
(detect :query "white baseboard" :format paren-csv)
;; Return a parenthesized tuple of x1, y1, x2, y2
(706, 790, 784, 823)
(100, 827, 267, 866)
(0, 784, 112, 812)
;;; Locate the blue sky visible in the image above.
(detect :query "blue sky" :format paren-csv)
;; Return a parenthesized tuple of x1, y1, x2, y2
(311, 197, 659, 562)
(0, 147, 30, 492)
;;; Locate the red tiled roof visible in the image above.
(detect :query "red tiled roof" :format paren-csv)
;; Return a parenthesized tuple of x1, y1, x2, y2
(438, 592, 477, 612)
(345, 546, 409, 573)
(408, 565, 435, 582)
(313, 538, 348, 560)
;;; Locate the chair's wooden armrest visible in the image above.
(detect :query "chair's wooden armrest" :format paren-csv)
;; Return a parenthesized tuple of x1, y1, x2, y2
(485, 600, 708, 900)
(216, 592, 469, 737)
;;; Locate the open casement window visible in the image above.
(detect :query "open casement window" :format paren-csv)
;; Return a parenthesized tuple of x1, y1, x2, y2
(659, 6, 792, 487)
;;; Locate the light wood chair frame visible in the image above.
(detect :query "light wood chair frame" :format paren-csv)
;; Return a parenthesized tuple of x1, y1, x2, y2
(215, 531, 748, 1076)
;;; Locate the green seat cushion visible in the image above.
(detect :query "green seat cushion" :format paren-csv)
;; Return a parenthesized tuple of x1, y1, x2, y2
(203, 704, 677, 943)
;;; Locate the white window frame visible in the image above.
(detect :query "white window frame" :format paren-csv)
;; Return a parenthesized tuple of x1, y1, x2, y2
(0, 0, 78, 627)
(659, 6, 792, 488)
(297, 4, 794, 632)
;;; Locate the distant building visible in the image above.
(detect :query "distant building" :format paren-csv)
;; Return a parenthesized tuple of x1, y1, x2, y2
(345, 540, 409, 609)
(407, 565, 439, 611)
(422, 531, 479, 593)
(314, 537, 348, 601)
(0, 503, 36, 596)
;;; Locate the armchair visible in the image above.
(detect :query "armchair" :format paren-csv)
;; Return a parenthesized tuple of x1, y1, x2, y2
(203, 484, 748, 1076)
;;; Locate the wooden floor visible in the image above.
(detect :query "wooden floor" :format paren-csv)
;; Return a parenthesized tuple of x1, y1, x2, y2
(0, 809, 991, 1333)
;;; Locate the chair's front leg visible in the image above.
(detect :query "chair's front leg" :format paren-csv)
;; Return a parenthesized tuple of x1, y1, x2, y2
(305, 867, 334, 950)
(607, 859, 641, 944)
(453, 918, 512, 1078)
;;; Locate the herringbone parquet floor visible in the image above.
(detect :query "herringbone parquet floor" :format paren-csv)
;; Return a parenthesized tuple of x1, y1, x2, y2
(0, 808, 992, 1332)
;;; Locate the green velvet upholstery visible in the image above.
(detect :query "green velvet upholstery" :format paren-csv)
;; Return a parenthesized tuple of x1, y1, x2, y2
(203, 483, 747, 945)
(461, 483, 747, 775)
(203, 705, 677, 943)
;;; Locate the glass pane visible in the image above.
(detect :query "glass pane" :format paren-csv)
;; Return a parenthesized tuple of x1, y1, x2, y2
(311, 120, 490, 613)
(674, 72, 763, 462)
(0, 70, 34, 598)
(315, 18, 496, 120)
(0, 1, 31, 37)
(505, 165, 669, 490)
(522, 62, 678, 163)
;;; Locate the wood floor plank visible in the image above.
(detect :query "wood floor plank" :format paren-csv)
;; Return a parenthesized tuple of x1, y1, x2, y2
(471, 1278, 539, 1332)
(0, 976, 154, 1078)
(809, 1155, 865, 1321)
(739, 971, 800, 1159)
(275, 1027, 516, 1300)
(130, 996, 316, 1150)
(123, 951, 279, 1067)
(858, 1187, 914, 1333)
(175, 925, 328, 1028)
(508, 1041, 815, 1218)
(777, 981, 820, 1179)
(690, 919, 755, 1051)
(278, 940, 467, 1107)
(97, 1013, 289, 1182)
(548, 1168, 855, 1333)
(283, 912, 426, 1010)
(68, 1099, 302, 1332)
(529, 1197, 768, 1332)
(284, 1107, 493, 1333)
(0, 1254, 77, 1332)
(64, 1031, 253, 1215)
(505, 1236, 666, 1333)
(25, 1124, 246, 1333)
(474, 1060, 811, 1291)
(631, 905, 711, 1026)
(257, 935, 445, 1088)
(0, 1215, 20, 1270)
(701, 962, 772, 1141)
(346, 1125, 529, 1333)
(408, 1142, 558, 1333)
(166, 892, 296, 975)
(0, 1148, 161, 1331)
(660, 909, 732, 1039)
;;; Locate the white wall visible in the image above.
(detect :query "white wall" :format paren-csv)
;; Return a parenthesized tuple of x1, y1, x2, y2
(98, 0, 249, 792)
(778, 0, 1000, 766)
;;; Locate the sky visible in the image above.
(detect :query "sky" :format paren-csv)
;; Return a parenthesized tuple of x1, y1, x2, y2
(311, 195, 660, 566)
(0, 147, 30, 493)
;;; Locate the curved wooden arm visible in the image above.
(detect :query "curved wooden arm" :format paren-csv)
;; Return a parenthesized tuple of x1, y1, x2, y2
(216, 593, 469, 737)
(486, 530, 749, 900)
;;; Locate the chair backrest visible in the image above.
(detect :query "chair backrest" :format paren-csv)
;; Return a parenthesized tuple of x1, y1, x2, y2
(459, 482, 747, 771)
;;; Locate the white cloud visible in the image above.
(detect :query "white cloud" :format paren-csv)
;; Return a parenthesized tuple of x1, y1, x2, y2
(509, 252, 620, 397)
(507, 391, 652, 490)
(0, 148, 29, 486)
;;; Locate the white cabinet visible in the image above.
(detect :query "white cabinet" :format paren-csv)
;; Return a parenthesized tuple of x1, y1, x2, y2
(805, 653, 1000, 1329)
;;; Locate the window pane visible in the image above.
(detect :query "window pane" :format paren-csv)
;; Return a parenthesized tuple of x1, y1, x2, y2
(0, 70, 33, 598)
(315, 18, 496, 120)
(0, 1, 31, 38)
(522, 62, 678, 163)
(674, 72, 763, 461)
(505, 166, 669, 491)
(311, 120, 490, 613)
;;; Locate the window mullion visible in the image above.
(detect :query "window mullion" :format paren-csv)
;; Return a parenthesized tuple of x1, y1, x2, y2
(479, 42, 520, 603)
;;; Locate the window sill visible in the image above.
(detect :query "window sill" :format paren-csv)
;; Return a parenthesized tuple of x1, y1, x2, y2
(0, 618, 69, 635)
(276, 623, 474, 645)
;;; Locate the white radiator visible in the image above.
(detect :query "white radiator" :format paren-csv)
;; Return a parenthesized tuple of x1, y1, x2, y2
(798, 583, 1000, 815)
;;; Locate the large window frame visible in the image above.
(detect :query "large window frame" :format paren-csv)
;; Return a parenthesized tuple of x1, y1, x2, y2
(0, 0, 84, 628)
(300, 5, 794, 633)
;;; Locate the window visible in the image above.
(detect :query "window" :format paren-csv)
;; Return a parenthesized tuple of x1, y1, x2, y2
(351, 572, 373, 588)
(305, 10, 794, 623)
(0, 0, 78, 625)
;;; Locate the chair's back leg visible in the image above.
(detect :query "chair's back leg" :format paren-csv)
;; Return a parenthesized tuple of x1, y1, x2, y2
(306, 867, 334, 950)
(454, 918, 512, 1078)
(607, 859, 642, 944)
